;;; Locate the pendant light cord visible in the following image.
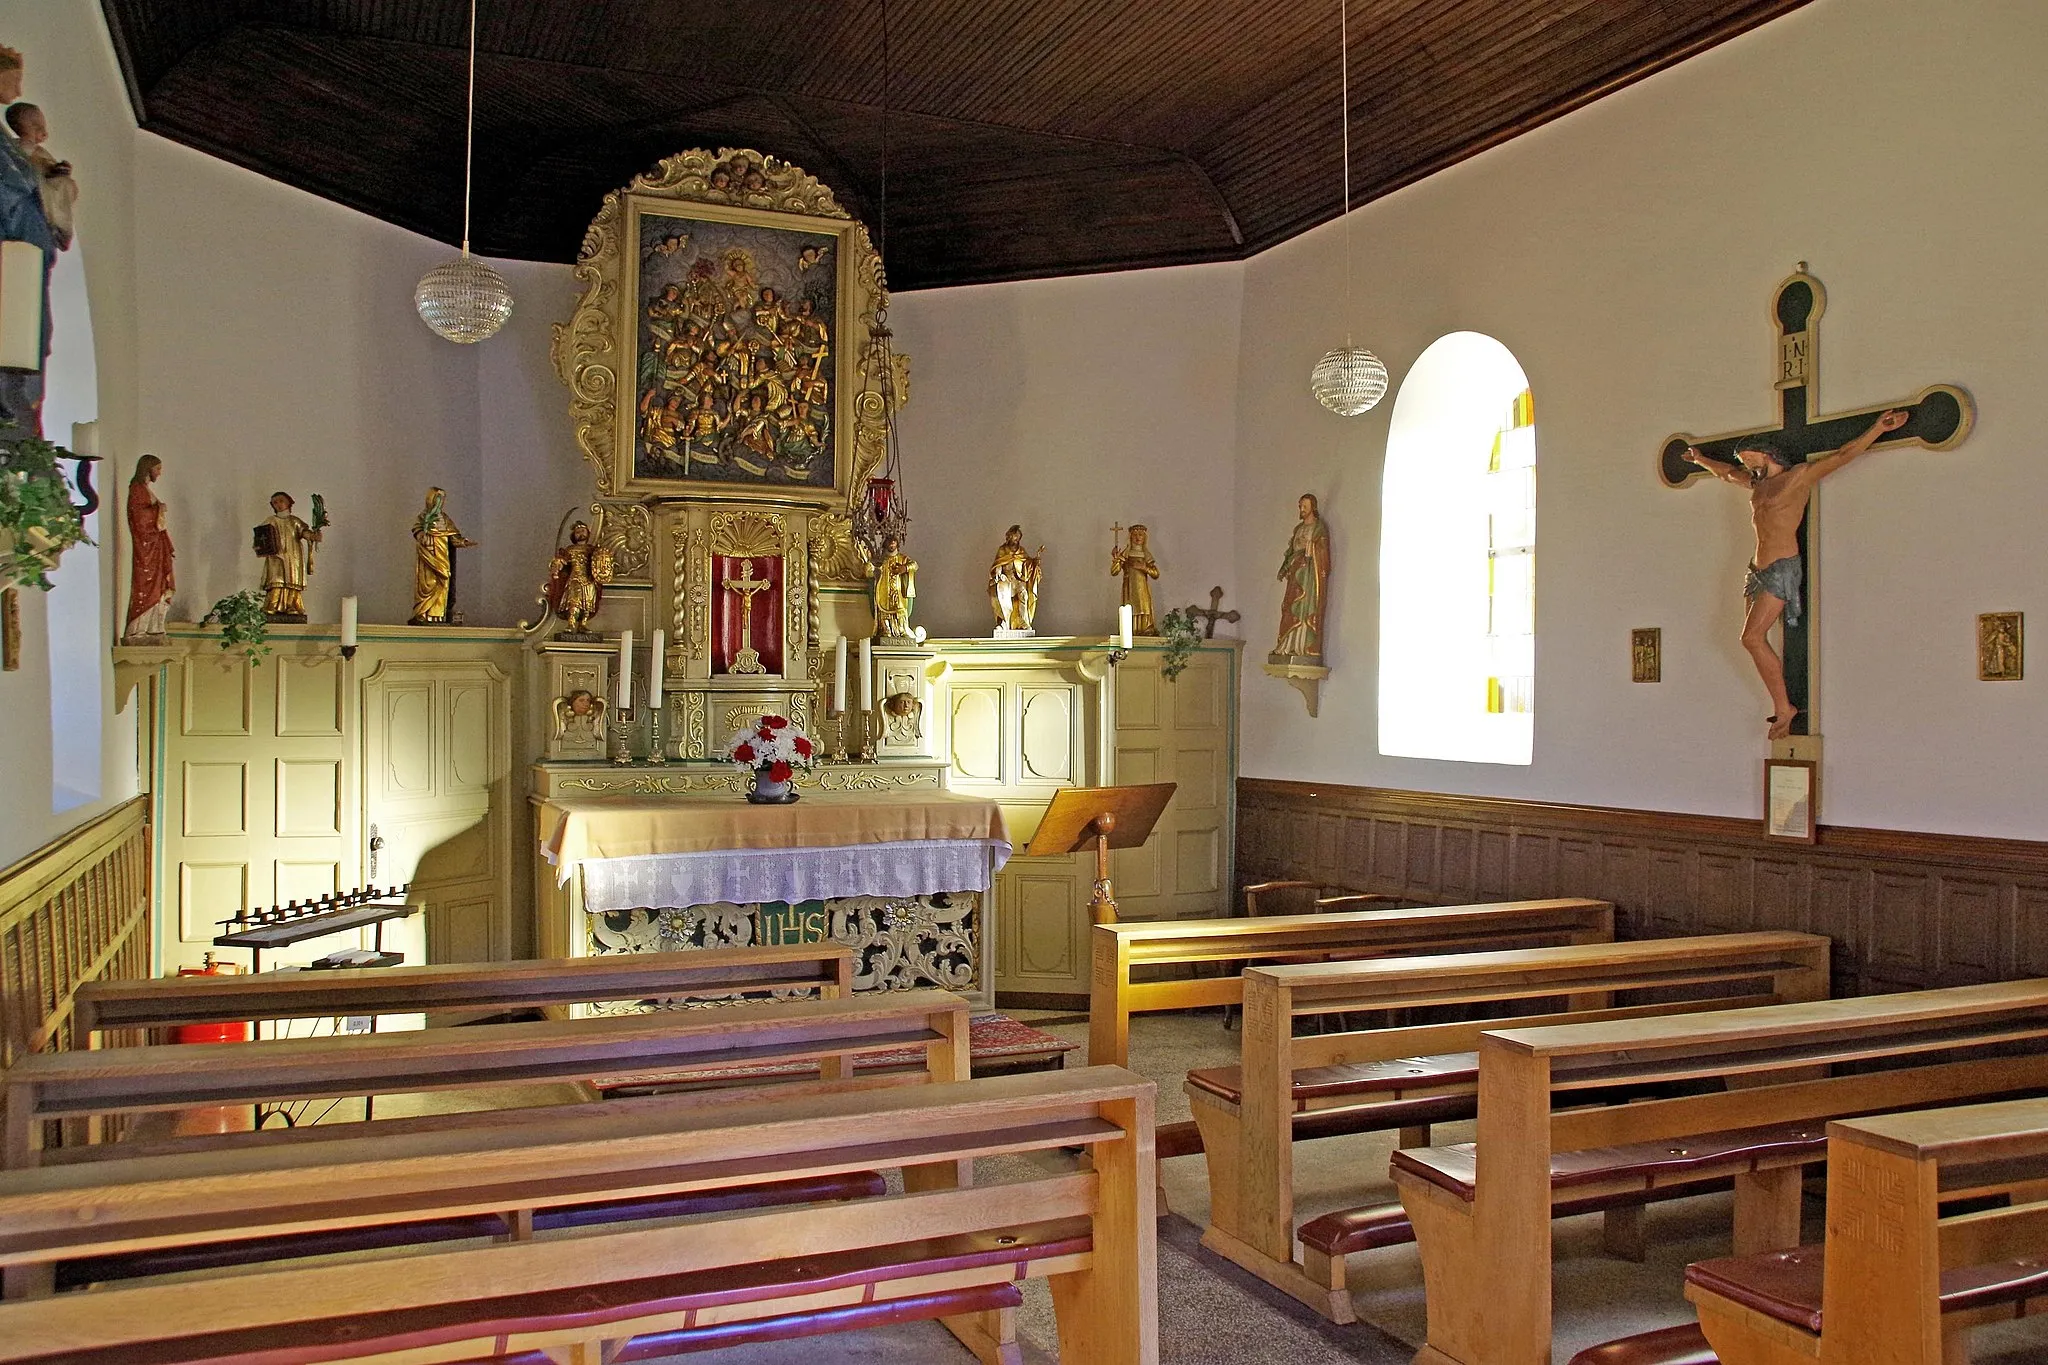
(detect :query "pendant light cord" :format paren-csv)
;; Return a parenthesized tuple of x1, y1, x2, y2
(1339, 0, 1352, 346)
(461, 0, 478, 256)
(879, 0, 889, 269)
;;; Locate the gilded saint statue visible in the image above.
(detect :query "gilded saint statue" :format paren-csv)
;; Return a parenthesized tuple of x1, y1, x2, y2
(253, 491, 325, 622)
(865, 533, 918, 640)
(1273, 493, 1330, 661)
(122, 454, 173, 642)
(545, 520, 615, 641)
(408, 487, 475, 626)
(988, 524, 1043, 637)
(1109, 523, 1160, 635)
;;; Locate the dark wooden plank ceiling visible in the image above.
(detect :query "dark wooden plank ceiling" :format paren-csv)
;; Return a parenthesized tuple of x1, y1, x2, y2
(97, 0, 1810, 290)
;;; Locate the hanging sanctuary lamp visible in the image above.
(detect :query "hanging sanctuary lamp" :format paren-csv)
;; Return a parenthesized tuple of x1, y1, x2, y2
(415, 0, 513, 344)
(1308, 0, 1388, 416)
(850, 0, 911, 561)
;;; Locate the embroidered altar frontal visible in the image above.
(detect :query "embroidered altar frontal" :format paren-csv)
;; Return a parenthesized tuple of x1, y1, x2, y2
(539, 791, 1010, 1002)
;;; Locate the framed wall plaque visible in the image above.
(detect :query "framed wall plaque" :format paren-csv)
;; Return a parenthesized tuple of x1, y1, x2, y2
(1763, 757, 1817, 844)
(1630, 627, 1661, 683)
(1978, 611, 2023, 681)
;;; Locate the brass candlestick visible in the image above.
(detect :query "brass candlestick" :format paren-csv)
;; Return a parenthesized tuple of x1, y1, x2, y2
(609, 705, 635, 765)
(829, 709, 849, 763)
(856, 708, 876, 763)
(646, 701, 668, 764)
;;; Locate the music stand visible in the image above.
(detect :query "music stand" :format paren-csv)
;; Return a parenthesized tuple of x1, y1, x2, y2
(1024, 783, 1176, 924)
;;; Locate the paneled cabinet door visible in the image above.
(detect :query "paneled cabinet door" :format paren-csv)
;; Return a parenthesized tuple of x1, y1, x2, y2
(1110, 648, 1233, 922)
(161, 652, 353, 969)
(361, 661, 512, 965)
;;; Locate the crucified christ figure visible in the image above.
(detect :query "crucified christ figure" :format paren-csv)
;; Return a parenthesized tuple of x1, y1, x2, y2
(1687, 407, 1908, 740)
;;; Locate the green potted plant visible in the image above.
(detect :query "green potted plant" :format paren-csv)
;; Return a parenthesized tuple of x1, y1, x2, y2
(201, 589, 272, 663)
(1158, 607, 1203, 682)
(0, 434, 92, 590)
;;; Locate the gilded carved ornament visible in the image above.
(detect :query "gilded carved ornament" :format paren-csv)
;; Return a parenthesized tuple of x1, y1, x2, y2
(550, 145, 906, 573)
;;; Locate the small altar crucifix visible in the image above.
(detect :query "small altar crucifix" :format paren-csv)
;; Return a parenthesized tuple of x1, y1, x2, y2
(1660, 265, 1974, 742)
(1188, 586, 1240, 639)
(721, 558, 773, 675)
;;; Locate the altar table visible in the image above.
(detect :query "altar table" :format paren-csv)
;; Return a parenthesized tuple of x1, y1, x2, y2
(536, 790, 1010, 1007)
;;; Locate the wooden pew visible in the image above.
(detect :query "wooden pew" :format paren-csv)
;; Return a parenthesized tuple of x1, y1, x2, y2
(1680, 1094, 2048, 1365)
(71, 944, 854, 1041)
(0, 1067, 1159, 1365)
(1397, 979, 2048, 1365)
(3, 988, 969, 1169)
(1194, 931, 1830, 1321)
(1089, 899, 1613, 1072)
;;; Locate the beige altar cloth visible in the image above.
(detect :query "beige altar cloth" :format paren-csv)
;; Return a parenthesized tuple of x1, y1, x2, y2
(541, 790, 1009, 867)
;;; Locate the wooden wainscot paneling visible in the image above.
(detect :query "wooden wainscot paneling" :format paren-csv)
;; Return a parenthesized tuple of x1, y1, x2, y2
(1238, 779, 2048, 997)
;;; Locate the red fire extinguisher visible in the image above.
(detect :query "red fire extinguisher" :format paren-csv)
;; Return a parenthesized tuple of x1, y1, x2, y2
(170, 954, 252, 1044)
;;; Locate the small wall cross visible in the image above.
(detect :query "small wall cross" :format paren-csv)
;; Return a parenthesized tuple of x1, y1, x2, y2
(1188, 586, 1240, 639)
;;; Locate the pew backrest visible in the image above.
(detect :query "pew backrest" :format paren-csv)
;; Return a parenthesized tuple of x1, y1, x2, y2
(1818, 1096, 2048, 1362)
(1089, 898, 1614, 1066)
(3, 988, 970, 1168)
(72, 944, 856, 1040)
(0, 1067, 1160, 1365)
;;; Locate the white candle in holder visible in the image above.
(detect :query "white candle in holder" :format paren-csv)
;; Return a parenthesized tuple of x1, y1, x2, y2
(859, 638, 873, 714)
(648, 629, 665, 708)
(833, 638, 848, 714)
(617, 629, 633, 711)
(339, 596, 359, 649)
(1118, 604, 1134, 650)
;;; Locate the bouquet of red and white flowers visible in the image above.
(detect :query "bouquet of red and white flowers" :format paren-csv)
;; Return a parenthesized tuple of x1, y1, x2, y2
(723, 713, 817, 784)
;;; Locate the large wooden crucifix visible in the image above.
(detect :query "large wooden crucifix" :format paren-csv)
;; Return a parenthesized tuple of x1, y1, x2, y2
(1660, 265, 1973, 743)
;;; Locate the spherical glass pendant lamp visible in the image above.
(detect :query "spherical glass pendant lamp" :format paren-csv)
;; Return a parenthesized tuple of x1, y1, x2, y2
(416, 256, 512, 344)
(1311, 343, 1389, 416)
(415, 0, 511, 344)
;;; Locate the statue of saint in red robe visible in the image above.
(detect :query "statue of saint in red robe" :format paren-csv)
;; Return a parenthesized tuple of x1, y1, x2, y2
(123, 454, 173, 641)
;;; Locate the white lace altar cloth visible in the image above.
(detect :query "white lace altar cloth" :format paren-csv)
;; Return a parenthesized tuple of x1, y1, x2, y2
(576, 838, 1012, 914)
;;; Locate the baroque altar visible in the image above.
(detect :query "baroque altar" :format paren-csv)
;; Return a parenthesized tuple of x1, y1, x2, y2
(528, 148, 974, 996)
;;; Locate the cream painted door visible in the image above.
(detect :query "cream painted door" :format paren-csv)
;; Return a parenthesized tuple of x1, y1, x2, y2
(361, 660, 513, 966)
(1110, 646, 1236, 921)
(159, 649, 356, 971)
(944, 657, 1105, 1004)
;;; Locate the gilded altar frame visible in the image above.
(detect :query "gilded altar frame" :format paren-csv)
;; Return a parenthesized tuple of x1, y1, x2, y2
(551, 148, 900, 528)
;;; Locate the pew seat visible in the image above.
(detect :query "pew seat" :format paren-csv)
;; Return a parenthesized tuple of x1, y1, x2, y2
(1186, 1051, 1478, 1105)
(1566, 1324, 1721, 1365)
(56, 1168, 886, 1288)
(24, 1226, 1083, 1365)
(1297, 1178, 1739, 1261)
(1688, 1245, 2048, 1335)
(1393, 1120, 1828, 1203)
(461, 1285, 1027, 1365)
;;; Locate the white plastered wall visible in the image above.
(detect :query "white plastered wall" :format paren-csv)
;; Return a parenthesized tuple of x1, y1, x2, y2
(0, 0, 140, 868)
(1232, 0, 2048, 839)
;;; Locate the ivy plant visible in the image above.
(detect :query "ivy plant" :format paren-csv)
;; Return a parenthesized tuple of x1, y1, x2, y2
(1158, 606, 1203, 682)
(201, 590, 272, 664)
(0, 435, 92, 590)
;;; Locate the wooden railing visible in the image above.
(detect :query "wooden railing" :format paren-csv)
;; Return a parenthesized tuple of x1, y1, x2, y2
(0, 797, 152, 1069)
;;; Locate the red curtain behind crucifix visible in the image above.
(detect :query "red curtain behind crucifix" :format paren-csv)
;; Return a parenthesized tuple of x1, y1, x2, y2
(712, 554, 784, 676)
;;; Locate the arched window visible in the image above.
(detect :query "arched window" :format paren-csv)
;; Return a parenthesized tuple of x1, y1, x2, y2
(1378, 331, 1535, 765)
(41, 240, 102, 813)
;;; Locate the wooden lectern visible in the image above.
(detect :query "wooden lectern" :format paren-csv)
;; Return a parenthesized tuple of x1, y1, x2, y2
(1025, 783, 1176, 924)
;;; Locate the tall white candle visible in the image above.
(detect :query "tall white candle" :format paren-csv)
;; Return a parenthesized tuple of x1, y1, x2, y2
(858, 638, 873, 714)
(833, 637, 848, 715)
(617, 629, 633, 711)
(648, 629, 665, 707)
(339, 596, 359, 649)
(1118, 604, 1134, 650)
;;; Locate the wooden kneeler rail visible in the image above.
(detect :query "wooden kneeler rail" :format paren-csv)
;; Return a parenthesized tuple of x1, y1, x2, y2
(1401, 979, 2048, 1365)
(0, 1067, 1160, 1365)
(1686, 1095, 2048, 1365)
(3, 988, 970, 1170)
(1199, 931, 1830, 1321)
(72, 944, 857, 1040)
